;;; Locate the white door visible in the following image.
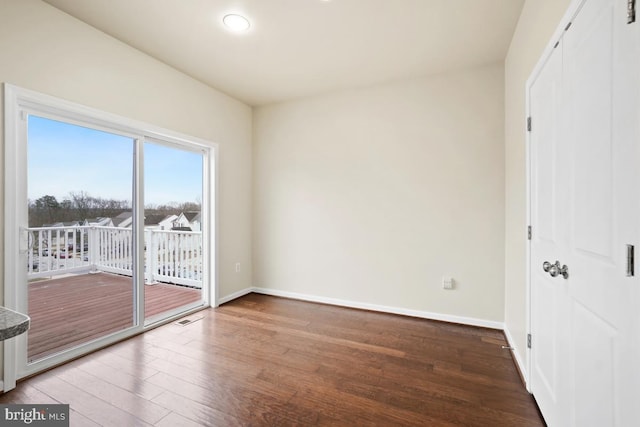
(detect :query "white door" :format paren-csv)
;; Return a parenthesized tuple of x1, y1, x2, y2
(563, 0, 639, 424)
(530, 0, 640, 425)
(529, 38, 570, 427)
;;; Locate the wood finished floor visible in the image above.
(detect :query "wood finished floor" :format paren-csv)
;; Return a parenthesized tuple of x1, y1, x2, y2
(28, 272, 202, 361)
(2, 294, 545, 426)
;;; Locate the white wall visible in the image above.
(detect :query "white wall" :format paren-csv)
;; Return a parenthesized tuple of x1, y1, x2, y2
(0, 0, 253, 303)
(504, 0, 572, 369)
(254, 63, 505, 323)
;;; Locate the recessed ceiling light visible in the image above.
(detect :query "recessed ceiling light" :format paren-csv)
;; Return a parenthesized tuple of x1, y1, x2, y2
(223, 14, 250, 32)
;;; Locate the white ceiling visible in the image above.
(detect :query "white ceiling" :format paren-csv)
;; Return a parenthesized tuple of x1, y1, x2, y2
(43, 0, 525, 106)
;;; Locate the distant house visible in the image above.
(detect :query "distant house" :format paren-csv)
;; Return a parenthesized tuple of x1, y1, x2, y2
(83, 217, 114, 227)
(189, 213, 201, 232)
(184, 211, 200, 232)
(172, 213, 189, 229)
(112, 211, 133, 228)
(144, 214, 177, 231)
(81, 211, 202, 231)
(173, 211, 201, 232)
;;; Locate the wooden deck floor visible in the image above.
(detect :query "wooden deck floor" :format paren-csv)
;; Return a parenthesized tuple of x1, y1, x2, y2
(28, 272, 202, 361)
(3, 294, 545, 426)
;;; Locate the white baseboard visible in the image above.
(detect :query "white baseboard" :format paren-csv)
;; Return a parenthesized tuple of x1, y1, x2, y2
(217, 287, 253, 305)
(504, 325, 529, 388)
(250, 287, 504, 330)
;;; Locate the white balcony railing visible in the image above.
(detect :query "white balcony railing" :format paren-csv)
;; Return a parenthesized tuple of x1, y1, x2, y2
(26, 225, 202, 288)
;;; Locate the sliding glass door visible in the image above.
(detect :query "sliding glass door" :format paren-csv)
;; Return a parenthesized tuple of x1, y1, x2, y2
(26, 116, 137, 364)
(3, 85, 213, 385)
(143, 140, 205, 323)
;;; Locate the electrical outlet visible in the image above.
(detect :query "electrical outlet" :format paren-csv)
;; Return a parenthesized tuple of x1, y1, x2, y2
(235, 262, 241, 273)
(442, 277, 454, 290)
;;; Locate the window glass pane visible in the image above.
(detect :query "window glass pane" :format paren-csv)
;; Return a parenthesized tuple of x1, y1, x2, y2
(143, 141, 203, 321)
(27, 115, 135, 362)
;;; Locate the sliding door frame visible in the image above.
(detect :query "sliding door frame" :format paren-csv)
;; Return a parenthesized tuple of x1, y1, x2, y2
(3, 84, 217, 390)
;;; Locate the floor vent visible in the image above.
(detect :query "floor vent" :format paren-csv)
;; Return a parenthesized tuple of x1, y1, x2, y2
(175, 313, 204, 326)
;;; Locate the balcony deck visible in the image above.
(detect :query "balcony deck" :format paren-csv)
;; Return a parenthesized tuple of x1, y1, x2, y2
(27, 272, 201, 361)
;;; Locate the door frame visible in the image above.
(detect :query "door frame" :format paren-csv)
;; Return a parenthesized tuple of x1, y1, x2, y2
(3, 84, 218, 390)
(524, 0, 590, 393)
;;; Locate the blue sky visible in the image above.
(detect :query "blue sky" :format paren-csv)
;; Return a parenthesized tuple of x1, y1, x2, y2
(28, 115, 203, 206)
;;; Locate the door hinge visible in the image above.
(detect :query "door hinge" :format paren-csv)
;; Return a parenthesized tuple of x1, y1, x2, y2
(527, 116, 532, 132)
(527, 334, 532, 349)
(627, 244, 635, 277)
(629, 0, 636, 24)
(527, 225, 532, 240)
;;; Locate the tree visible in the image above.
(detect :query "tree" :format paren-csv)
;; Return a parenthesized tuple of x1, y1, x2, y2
(69, 191, 91, 220)
(34, 195, 60, 224)
(28, 191, 200, 226)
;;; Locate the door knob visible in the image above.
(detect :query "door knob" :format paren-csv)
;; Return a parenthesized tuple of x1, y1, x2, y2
(543, 260, 569, 279)
(557, 264, 569, 279)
